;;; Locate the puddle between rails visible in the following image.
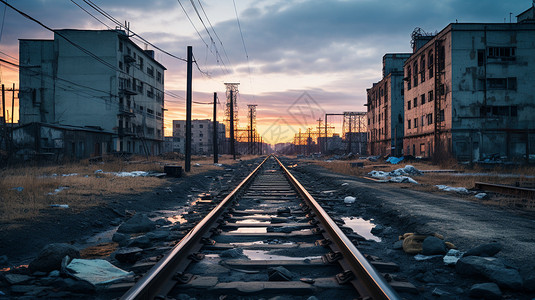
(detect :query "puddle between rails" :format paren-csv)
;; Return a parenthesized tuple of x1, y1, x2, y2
(341, 217, 381, 242)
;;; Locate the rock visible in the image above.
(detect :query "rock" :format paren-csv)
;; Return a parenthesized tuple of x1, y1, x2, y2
(422, 236, 447, 255)
(110, 218, 122, 226)
(112, 232, 128, 244)
(456, 256, 523, 290)
(392, 240, 403, 250)
(0, 255, 8, 266)
(29, 243, 80, 273)
(469, 283, 502, 300)
(170, 223, 181, 231)
(220, 248, 246, 259)
(127, 236, 152, 249)
(474, 193, 488, 200)
(117, 214, 156, 234)
(60, 278, 96, 293)
(11, 285, 47, 295)
(276, 207, 291, 215)
(267, 266, 294, 281)
(464, 242, 502, 257)
(4, 274, 33, 284)
(154, 218, 172, 226)
(402, 233, 426, 254)
(146, 231, 169, 241)
(523, 268, 535, 292)
(370, 224, 384, 234)
(431, 288, 451, 297)
(114, 247, 143, 263)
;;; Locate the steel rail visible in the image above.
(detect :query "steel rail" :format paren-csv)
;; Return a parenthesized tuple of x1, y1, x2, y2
(475, 182, 535, 199)
(273, 156, 401, 300)
(120, 156, 271, 300)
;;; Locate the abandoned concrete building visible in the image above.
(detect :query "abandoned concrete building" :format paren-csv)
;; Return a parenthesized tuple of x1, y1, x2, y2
(18, 29, 165, 158)
(366, 53, 411, 156)
(172, 119, 226, 155)
(402, 9, 535, 162)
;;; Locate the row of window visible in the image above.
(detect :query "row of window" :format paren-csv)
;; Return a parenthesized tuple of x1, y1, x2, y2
(407, 110, 444, 130)
(119, 41, 164, 84)
(407, 90, 434, 110)
(175, 124, 207, 129)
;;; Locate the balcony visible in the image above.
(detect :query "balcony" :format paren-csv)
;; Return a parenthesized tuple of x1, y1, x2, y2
(118, 105, 136, 117)
(124, 54, 136, 63)
(119, 83, 138, 96)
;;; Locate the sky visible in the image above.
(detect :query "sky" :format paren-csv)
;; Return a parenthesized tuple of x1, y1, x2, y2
(0, 0, 530, 144)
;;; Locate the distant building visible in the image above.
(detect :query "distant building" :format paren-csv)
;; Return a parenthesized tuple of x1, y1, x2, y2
(18, 29, 165, 158)
(172, 119, 225, 155)
(367, 53, 410, 156)
(403, 12, 535, 161)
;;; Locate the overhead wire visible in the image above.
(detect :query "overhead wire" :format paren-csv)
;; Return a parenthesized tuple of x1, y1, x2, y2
(70, 0, 111, 29)
(196, 0, 232, 70)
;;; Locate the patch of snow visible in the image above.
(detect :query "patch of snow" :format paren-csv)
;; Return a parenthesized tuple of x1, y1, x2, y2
(435, 185, 470, 194)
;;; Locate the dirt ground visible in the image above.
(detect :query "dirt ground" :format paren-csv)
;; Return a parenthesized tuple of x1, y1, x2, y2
(284, 157, 535, 299)
(0, 161, 244, 266)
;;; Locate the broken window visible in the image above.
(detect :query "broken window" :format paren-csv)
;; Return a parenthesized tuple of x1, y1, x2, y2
(428, 90, 433, 103)
(407, 66, 412, 90)
(428, 50, 434, 78)
(413, 61, 419, 87)
(487, 47, 516, 61)
(486, 77, 517, 90)
(420, 55, 426, 83)
(413, 97, 418, 108)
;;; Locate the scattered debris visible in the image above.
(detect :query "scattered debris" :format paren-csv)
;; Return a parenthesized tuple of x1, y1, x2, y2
(386, 156, 404, 164)
(368, 165, 421, 184)
(343, 196, 356, 204)
(443, 249, 464, 266)
(267, 266, 294, 281)
(10, 187, 24, 192)
(47, 186, 69, 195)
(414, 254, 442, 261)
(49, 204, 69, 209)
(435, 185, 470, 194)
(66, 258, 133, 286)
(341, 182, 348, 186)
(474, 192, 488, 199)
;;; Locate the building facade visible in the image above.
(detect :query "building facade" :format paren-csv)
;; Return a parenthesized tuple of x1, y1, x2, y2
(403, 14, 535, 161)
(19, 29, 165, 157)
(172, 119, 226, 155)
(367, 53, 410, 156)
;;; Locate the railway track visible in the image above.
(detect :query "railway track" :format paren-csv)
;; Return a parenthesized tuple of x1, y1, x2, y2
(120, 155, 404, 300)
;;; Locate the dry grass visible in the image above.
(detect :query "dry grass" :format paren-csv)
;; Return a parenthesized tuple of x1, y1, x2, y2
(307, 158, 535, 209)
(0, 154, 250, 223)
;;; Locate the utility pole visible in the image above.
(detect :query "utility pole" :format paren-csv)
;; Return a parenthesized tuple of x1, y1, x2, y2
(185, 46, 192, 172)
(230, 89, 236, 160)
(213, 92, 218, 163)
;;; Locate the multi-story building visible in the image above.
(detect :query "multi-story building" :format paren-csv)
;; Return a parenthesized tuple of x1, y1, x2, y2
(19, 29, 165, 156)
(403, 9, 535, 161)
(367, 53, 411, 156)
(172, 119, 226, 155)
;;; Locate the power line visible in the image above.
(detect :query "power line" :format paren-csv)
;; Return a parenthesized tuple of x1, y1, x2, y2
(78, 0, 188, 62)
(196, 0, 232, 70)
(0, 1, 6, 42)
(189, 0, 228, 73)
(70, 0, 111, 29)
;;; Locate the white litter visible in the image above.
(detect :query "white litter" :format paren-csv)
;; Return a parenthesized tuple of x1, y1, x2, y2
(47, 186, 69, 195)
(389, 176, 418, 184)
(474, 193, 487, 199)
(66, 258, 133, 286)
(341, 183, 349, 186)
(62, 173, 79, 177)
(414, 254, 442, 261)
(49, 204, 69, 209)
(443, 249, 464, 266)
(115, 171, 149, 177)
(214, 163, 223, 167)
(344, 196, 356, 204)
(368, 165, 421, 184)
(435, 185, 470, 194)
